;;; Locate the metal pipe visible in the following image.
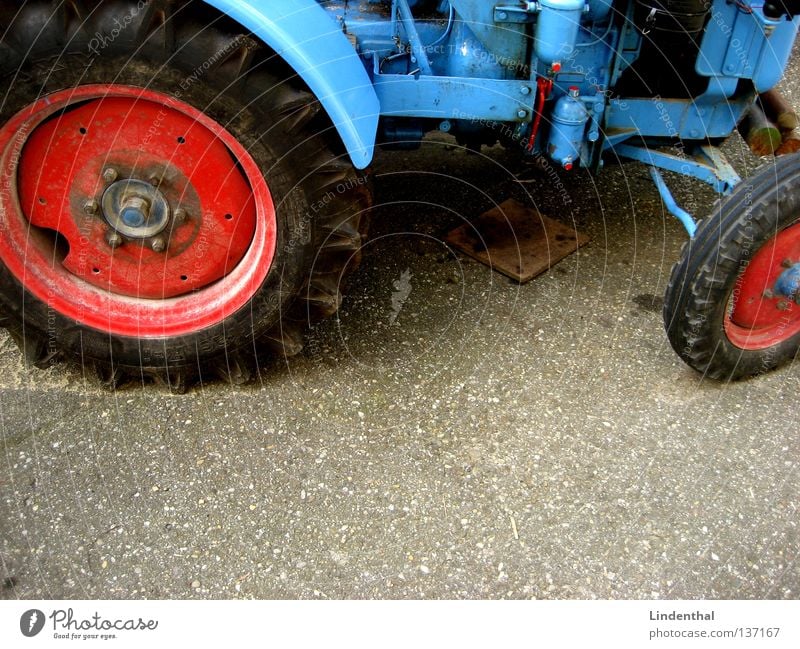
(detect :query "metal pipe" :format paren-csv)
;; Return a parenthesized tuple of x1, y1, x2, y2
(648, 167, 697, 237)
(394, 0, 433, 76)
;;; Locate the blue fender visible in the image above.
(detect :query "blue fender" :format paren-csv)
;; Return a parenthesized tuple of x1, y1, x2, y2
(202, 0, 379, 168)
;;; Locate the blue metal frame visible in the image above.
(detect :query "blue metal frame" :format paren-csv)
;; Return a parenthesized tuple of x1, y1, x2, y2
(201, 0, 798, 237)
(613, 144, 742, 196)
(648, 168, 698, 237)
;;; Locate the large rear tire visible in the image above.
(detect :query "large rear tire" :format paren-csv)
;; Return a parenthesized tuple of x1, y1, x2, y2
(664, 153, 800, 379)
(0, 0, 371, 390)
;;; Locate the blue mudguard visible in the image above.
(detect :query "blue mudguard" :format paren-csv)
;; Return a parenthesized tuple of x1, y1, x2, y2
(202, 0, 380, 168)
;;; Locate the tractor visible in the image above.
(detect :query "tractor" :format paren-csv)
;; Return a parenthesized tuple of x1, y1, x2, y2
(0, 0, 799, 390)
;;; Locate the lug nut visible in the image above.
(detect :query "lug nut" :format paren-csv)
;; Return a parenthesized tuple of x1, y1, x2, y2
(763, 289, 774, 299)
(173, 207, 187, 224)
(106, 231, 123, 249)
(83, 199, 99, 215)
(782, 258, 795, 268)
(102, 167, 118, 183)
(150, 237, 167, 253)
(777, 299, 791, 311)
(148, 175, 161, 187)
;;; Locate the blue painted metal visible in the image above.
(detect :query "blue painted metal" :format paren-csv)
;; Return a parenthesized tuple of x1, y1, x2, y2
(697, 0, 800, 92)
(648, 167, 698, 237)
(605, 94, 751, 143)
(443, 20, 513, 79)
(586, 0, 614, 22)
(395, 0, 434, 75)
(201, 0, 380, 169)
(448, 1, 529, 73)
(548, 88, 589, 167)
(535, 0, 586, 64)
(774, 264, 800, 299)
(372, 72, 534, 122)
(613, 143, 742, 195)
(198, 0, 798, 213)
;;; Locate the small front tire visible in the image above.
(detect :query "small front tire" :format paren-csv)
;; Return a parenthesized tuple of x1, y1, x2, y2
(664, 153, 800, 379)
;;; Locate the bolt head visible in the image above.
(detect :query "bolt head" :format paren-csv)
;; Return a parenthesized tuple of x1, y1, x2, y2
(83, 199, 99, 215)
(782, 258, 795, 269)
(148, 175, 161, 187)
(763, 289, 774, 299)
(150, 237, 167, 253)
(520, 86, 531, 96)
(777, 299, 790, 311)
(173, 207, 187, 224)
(517, 110, 527, 119)
(106, 231, 123, 249)
(102, 168, 118, 183)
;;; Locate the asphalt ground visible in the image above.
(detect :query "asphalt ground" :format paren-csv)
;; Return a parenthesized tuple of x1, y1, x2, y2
(1, 54, 799, 600)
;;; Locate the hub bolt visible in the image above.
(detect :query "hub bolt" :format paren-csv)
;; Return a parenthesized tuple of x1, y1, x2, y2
(777, 299, 791, 311)
(102, 167, 119, 183)
(106, 231, 123, 249)
(151, 237, 167, 253)
(83, 199, 99, 215)
(148, 175, 161, 187)
(119, 196, 151, 228)
(782, 259, 795, 269)
(763, 289, 774, 299)
(173, 207, 188, 224)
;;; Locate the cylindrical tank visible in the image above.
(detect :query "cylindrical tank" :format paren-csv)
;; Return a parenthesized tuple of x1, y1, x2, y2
(535, 0, 586, 64)
(548, 87, 589, 168)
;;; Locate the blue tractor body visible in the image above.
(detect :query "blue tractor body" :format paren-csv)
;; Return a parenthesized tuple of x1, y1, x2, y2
(214, 0, 798, 233)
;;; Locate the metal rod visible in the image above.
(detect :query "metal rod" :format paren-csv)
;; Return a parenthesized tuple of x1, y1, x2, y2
(648, 167, 697, 237)
(394, 0, 433, 76)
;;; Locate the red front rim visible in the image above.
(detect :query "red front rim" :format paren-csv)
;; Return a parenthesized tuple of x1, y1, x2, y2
(0, 85, 276, 338)
(724, 221, 800, 350)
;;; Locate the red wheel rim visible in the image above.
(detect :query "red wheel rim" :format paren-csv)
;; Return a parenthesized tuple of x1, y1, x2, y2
(0, 85, 276, 338)
(725, 221, 800, 350)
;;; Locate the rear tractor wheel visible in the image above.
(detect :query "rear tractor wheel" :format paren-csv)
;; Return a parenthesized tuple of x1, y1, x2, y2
(0, 1, 370, 390)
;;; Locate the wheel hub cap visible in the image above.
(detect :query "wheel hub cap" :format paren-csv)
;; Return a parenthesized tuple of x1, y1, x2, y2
(102, 178, 171, 238)
(773, 262, 800, 302)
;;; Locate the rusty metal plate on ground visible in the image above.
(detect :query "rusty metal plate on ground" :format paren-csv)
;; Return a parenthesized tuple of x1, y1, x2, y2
(445, 198, 589, 283)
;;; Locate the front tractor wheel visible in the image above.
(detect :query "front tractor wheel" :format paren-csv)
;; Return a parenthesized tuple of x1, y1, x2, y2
(664, 153, 800, 380)
(0, 2, 370, 390)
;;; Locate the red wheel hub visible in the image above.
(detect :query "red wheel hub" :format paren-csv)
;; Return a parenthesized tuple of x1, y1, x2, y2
(725, 221, 800, 350)
(0, 85, 276, 337)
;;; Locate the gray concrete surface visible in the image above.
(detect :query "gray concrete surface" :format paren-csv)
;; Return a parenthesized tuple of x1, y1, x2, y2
(1, 55, 799, 601)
